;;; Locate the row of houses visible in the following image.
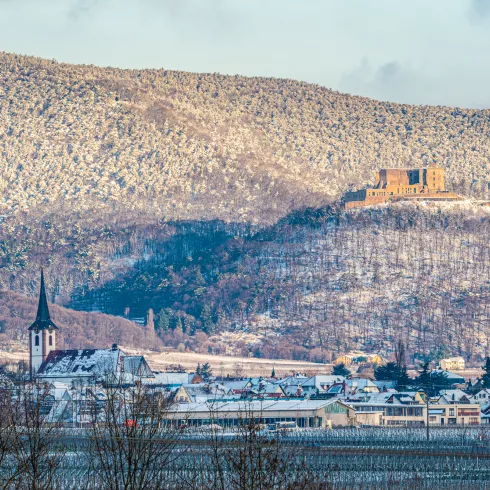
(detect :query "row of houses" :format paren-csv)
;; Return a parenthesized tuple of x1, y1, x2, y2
(9, 369, 486, 428)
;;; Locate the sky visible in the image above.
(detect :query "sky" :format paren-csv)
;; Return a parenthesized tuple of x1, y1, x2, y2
(0, 0, 489, 108)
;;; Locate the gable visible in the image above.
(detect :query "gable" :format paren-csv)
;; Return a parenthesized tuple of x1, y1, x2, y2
(324, 402, 349, 414)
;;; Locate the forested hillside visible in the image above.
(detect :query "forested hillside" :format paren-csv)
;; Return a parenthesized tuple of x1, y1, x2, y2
(64, 202, 490, 365)
(0, 290, 158, 351)
(1, 52, 490, 225)
(1, 53, 490, 364)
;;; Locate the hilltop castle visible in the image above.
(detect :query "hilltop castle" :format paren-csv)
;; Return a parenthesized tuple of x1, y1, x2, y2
(343, 165, 461, 209)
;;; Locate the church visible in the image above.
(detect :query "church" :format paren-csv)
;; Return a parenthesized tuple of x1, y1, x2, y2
(29, 269, 154, 385)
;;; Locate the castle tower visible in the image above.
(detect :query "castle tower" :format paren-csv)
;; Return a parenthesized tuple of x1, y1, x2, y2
(29, 269, 58, 376)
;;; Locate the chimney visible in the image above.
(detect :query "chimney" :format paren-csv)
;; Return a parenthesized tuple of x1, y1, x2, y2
(112, 344, 118, 351)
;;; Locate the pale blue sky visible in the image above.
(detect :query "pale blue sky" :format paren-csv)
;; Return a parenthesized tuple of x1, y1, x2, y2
(0, 0, 489, 108)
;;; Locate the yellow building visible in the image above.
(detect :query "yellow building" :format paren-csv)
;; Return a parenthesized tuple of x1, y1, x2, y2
(440, 357, 465, 371)
(334, 352, 385, 366)
(428, 403, 480, 425)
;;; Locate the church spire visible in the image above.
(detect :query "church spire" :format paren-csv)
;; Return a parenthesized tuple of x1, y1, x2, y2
(29, 268, 58, 331)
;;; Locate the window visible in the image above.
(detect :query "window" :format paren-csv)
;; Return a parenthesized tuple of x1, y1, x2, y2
(35, 335, 39, 347)
(49, 336, 53, 346)
(449, 408, 455, 416)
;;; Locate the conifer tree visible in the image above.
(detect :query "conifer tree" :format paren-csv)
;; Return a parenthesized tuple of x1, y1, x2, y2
(332, 363, 351, 378)
(482, 357, 490, 388)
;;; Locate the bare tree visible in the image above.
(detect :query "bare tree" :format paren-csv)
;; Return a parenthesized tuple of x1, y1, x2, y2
(88, 373, 187, 490)
(8, 379, 67, 490)
(184, 405, 329, 490)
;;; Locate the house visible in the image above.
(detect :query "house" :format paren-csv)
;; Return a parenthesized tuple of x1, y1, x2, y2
(282, 384, 305, 398)
(334, 354, 355, 366)
(254, 383, 285, 398)
(346, 379, 380, 395)
(36, 345, 154, 385)
(174, 383, 232, 403)
(220, 379, 253, 395)
(346, 391, 427, 426)
(428, 400, 481, 425)
(334, 352, 385, 366)
(367, 354, 387, 366)
(440, 357, 465, 371)
(347, 401, 425, 426)
(300, 375, 346, 396)
(274, 374, 309, 386)
(470, 389, 490, 406)
(438, 389, 473, 404)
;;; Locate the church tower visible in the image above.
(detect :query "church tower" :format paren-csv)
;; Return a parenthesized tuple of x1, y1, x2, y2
(29, 269, 58, 376)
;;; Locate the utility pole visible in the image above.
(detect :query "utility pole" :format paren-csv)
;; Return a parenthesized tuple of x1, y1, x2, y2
(425, 382, 435, 442)
(426, 390, 430, 441)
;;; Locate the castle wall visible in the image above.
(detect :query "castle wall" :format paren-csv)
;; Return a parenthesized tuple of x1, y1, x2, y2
(344, 166, 454, 209)
(345, 195, 388, 209)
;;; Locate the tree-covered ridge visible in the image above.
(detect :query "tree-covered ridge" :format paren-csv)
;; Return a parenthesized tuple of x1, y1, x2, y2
(67, 203, 490, 364)
(0, 289, 157, 351)
(1, 52, 490, 225)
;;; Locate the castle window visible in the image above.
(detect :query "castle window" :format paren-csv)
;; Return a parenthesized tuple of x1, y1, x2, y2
(49, 336, 53, 346)
(35, 335, 39, 347)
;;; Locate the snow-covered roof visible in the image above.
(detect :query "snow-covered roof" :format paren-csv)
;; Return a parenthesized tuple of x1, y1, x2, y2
(37, 348, 123, 379)
(301, 375, 346, 388)
(143, 372, 189, 386)
(431, 369, 465, 381)
(346, 379, 378, 390)
(258, 383, 283, 394)
(438, 389, 469, 402)
(276, 375, 308, 386)
(364, 393, 394, 404)
(170, 398, 350, 414)
(122, 356, 154, 378)
(221, 380, 252, 390)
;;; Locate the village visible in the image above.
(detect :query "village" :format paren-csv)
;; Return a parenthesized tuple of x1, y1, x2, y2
(1, 270, 489, 431)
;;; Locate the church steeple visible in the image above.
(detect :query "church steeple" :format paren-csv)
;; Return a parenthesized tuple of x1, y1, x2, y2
(29, 268, 58, 331)
(29, 268, 58, 377)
